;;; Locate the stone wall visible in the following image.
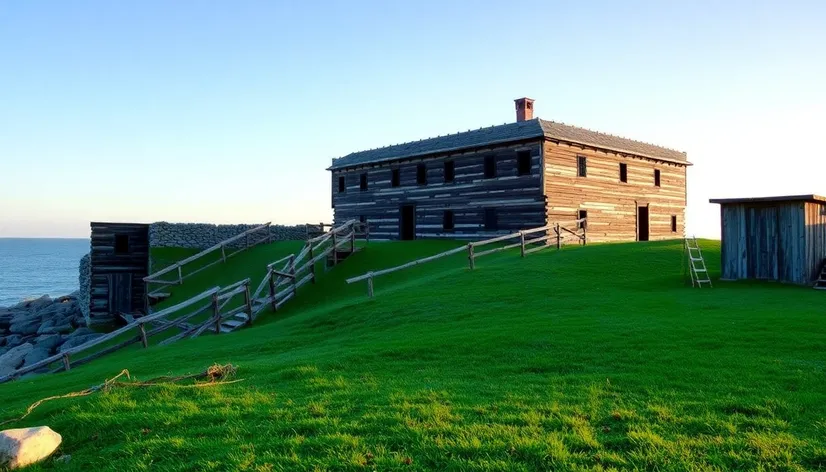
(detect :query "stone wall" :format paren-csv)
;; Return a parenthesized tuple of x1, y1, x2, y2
(78, 253, 90, 324)
(149, 222, 306, 249)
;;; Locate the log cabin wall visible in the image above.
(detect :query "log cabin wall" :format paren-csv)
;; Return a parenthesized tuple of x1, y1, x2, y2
(89, 222, 150, 322)
(718, 202, 806, 284)
(331, 140, 545, 240)
(804, 201, 826, 282)
(542, 140, 688, 243)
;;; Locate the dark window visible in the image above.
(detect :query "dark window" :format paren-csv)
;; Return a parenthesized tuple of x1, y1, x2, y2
(577, 156, 587, 177)
(484, 208, 498, 230)
(114, 234, 129, 254)
(443, 210, 455, 231)
(391, 168, 400, 187)
(654, 169, 661, 187)
(417, 164, 427, 185)
(484, 156, 497, 179)
(359, 215, 366, 223)
(578, 210, 587, 229)
(671, 215, 678, 233)
(517, 150, 532, 175)
(619, 163, 628, 183)
(444, 161, 455, 183)
(359, 173, 368, 191)
(338, 176, 345, 193)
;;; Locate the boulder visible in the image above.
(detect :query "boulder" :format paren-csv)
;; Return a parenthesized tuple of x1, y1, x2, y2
(67, 327, 94, 338)
(57, 334, 101, 353)
(22, 348, 51, 367)
(9, 318, 40, 336)
(32, 335, 62, 354)
(0, 343, 33, 377)
(36, 319, 54, 335)
(0, 426, 62, 469)
(4, 335, 23, 349)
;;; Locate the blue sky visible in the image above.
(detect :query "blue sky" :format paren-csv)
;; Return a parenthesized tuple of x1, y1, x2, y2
(1, 0, 824, 238)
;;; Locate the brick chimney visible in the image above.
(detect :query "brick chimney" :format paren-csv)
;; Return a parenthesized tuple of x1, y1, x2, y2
(514, 97, 535, 122)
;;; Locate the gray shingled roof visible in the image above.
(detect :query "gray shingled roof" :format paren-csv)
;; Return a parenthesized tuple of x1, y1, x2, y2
(329, 118, 687, 170)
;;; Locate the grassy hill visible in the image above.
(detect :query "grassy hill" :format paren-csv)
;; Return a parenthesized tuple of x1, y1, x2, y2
(2, 239, 826, 471)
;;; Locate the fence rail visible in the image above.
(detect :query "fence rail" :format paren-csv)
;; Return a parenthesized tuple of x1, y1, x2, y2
(143, 223, 273, 311)
(347, 219, 586, 298)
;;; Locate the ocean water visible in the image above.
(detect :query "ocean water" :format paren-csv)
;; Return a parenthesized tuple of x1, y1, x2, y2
(0, 238, 90, 307)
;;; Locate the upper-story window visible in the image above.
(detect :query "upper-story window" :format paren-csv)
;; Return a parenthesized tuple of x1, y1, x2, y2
(338, 176, 345, 193)
(654, 169, 661, 187)
(444, 161, 455, 183)
(417, 164, 427, 185)
(114, 234, 129, 254)
(359, 173, 368, 191)
(577, 156, 587, 177)
(484, 156, 497, 179)
(671, 215, 677, 232)
(391, 168, 400, 187)
(619, 163, 628, 183)
(517, 150, 532, 175)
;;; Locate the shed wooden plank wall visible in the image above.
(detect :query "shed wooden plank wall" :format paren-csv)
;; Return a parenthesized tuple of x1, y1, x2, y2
(331, 141, 545, 239)
(89, 222, 150, 321)
(719, 202, 807, 284)
(543, 140, 687, 242)
(804, 202, 826, 282)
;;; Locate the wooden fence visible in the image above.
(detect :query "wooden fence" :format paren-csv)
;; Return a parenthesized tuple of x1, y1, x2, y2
(0, 280, 255, 383)
(347, 219, 586, 298)
(142, 223, 272, 311)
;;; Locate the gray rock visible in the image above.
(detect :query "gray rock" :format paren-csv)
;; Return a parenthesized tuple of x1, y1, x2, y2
(38, 324, 72, 335)
(9, 318, 40, 336)
(32, 335, 62, 354)
(67, 327, 93, 338)
(0, 343, 33, 377)
(4, 335, 23, 349)
(22, 348, 50, 367)
(57, 334, 101, 353)
(35, 319, 54, 335)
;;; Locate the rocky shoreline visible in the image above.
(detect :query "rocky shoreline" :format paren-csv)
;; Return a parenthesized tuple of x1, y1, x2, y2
(0, 293, 99, 377)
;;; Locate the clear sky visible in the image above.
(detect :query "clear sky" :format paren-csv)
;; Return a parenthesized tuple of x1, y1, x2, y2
(1, 0, 824, 238)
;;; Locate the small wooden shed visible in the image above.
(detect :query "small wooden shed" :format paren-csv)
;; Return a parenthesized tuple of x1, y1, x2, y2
(710, 195, 826, 285)
(89, 222, 150, 322)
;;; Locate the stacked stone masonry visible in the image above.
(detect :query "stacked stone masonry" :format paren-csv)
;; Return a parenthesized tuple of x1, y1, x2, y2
(148, 222, 306, 249)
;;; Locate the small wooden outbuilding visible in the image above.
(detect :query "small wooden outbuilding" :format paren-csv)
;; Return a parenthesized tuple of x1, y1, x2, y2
(710, 195, 826, 285)
(89, 222, 150, 322)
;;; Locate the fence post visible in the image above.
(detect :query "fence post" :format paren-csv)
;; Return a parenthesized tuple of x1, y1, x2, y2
(290, 255, 297, 298)
(243, 282, 253, 325)
(268, 269, 278, 311)
(309, 243, 316, 283)
(177, 265, 183, 284)
(333, 231, 339, 266)
(350, 229, 355, 253)
(467, 243, 475, 270)
(582, 222, 587, 246)
(138, 323, 148, 348)
(212, 293, 221, 334)
(555, 223, 561, 250)
(367, 273, 374, 298)
(520, 231, 526, 258)
(62, 353, 71, 372)
(246, 232, 249, 249)
(221, 244, 226, 262)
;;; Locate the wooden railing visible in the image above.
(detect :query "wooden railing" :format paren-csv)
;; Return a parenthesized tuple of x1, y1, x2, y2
(248, 219, 368, 318)
(347, 218, 586, 298)
(143, 223, 272, 311)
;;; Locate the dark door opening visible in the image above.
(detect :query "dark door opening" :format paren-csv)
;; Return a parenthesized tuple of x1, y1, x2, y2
(109, 272, 133, 315)
(400, 205, 416, 240)
(637, 206, 650, 241)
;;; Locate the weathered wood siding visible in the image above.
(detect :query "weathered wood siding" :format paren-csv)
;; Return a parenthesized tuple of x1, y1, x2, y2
(804, 202, 826, 282)
(331, 141, 545, 239)
(719, 202, 807, 284)
(542, 140, 687, 242)
(89, 222, 150, 321)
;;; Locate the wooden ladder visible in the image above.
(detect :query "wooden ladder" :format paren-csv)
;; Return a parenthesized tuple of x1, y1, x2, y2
(686, 236, 712, 288)
(813, 259, 826, 290)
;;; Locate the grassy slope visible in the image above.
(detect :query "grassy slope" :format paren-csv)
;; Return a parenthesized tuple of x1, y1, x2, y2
(3, 240, 826, 471)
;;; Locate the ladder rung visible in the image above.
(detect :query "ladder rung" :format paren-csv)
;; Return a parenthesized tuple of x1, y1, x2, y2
(693, 268, 707, 272)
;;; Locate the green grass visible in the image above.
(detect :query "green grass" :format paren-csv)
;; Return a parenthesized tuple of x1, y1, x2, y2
(3, 239, 826, 471)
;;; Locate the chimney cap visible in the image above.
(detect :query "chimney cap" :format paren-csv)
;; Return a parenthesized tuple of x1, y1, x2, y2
(514, 97, 535, 121)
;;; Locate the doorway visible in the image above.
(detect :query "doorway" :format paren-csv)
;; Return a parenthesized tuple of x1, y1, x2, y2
(108, 272, 133, 315)
(637, 206, 650, 242)
(400, 205, 416, 240)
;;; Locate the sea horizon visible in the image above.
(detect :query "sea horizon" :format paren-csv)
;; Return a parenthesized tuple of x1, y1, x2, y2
(0, 237, 90, 306)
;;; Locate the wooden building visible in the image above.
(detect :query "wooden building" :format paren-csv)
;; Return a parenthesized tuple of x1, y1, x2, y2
(329, 98, 689, 242)
(89, 222, 150, 322)
(710, 195, 826, 285)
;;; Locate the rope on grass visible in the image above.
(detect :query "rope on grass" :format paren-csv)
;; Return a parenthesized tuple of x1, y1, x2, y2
(0, 364, 241, 427)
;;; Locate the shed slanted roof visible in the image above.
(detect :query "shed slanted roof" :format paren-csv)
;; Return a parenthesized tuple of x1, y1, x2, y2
(710, 195, 826, 205)
(329, 118, 688, 170)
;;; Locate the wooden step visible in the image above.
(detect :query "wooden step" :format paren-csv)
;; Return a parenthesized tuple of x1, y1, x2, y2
(222, 319, 245, 329)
